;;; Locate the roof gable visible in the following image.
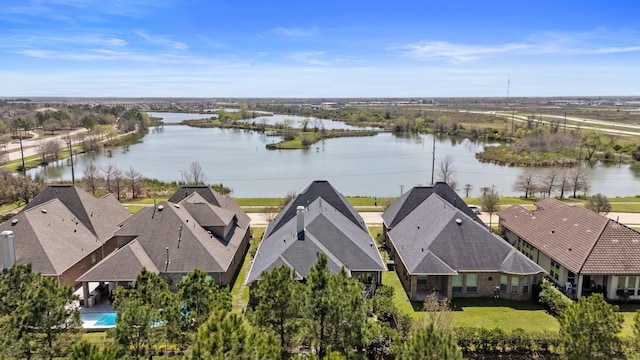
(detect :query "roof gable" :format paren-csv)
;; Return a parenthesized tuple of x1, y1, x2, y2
(388, 193, 542, 275)
(22, 185, 129, 241)
(498, 198, 609, 273)
(247, 193, 385, 284)
(265, 180, 363, 237)
(382, 182, 481, 228)
(77, 240, 159, 282)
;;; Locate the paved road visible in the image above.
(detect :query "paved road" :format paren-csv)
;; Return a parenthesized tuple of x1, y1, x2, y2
(249, 211, 640, 227)
(6, 129, 89, 161)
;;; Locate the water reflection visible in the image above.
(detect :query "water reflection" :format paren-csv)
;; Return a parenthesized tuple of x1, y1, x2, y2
(28, 115, 640, 198)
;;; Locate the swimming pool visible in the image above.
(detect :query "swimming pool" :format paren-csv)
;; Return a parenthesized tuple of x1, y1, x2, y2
(82, 312, 117, 328)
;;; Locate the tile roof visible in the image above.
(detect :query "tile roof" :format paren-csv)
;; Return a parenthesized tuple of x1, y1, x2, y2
(385, 193, 542, 275)
(499, 198, 640, 274)
(382, 182, 482, 229)
(247, 184, 385, 284)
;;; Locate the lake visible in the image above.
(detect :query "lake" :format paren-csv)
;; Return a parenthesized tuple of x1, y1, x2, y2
(30, 112, 640, 198)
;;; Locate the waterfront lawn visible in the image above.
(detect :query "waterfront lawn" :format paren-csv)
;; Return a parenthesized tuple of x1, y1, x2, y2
(234, 198, 280, 207)
(451, 298, 559, 332)
(382, 270, 559, 332)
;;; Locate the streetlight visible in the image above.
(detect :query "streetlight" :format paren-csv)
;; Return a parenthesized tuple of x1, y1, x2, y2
(178, 170, 184, 185)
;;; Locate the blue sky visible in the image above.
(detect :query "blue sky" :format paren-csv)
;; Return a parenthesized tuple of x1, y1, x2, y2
(1, 0, 639, 97)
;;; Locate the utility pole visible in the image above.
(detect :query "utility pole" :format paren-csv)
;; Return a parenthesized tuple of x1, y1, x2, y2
(18, 135, 26, 176)
(65, 136, 75, 185)
(430, 136, 436, 185)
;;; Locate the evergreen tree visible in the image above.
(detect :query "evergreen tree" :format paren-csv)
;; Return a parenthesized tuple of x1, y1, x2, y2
(253, 265, 303, 351)
(0, 264, 81, 359)
(399, 323, 463, 360)
(191, 311, 281, 360)
(178, 269, 231, 333)
(109, 269, 176, 359)
(559, 293, 624, 360)
(304, 253, 332, 359)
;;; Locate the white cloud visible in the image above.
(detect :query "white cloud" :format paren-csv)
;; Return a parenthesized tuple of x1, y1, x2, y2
(395, 29, 640, 63)
(135, 30, 189, 50)
(271, 26, 317, 37)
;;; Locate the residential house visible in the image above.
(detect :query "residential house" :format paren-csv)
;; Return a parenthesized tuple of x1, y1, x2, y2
(246, 180, 385, 298)
(499, 197, 640, 300)
(383, 183, 544, 301)
(0, 184, 130, 287)
(77, 186, 250, 305)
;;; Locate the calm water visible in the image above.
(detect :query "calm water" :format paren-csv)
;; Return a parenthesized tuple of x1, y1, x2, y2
(30, 113, 640, 198)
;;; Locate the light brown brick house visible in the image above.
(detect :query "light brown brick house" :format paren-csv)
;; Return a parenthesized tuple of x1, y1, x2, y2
(499, 198, 640, 300)
(383, 183, 544, 301)
(0, 185, 130, 287)
(78, 186, 251, 304)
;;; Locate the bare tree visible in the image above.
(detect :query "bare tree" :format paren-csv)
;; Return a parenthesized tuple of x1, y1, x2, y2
(262, 206, 279, 222)
(279, 191, 297, 211)
(481, 186, 501, 229)
(513, 170, 538, 199)
(113, 168, 124, 201)
(463, 184, 473, 198)
(419, 294, 452, 334)
(540, 168, 561, 198)
(557, 170, 571, 199)
(585, 193, 611, 214)
(101, 164, 119, 194)
(62, 134, 76, 185)
(125, 166, 143, 199)
(568, 167, 589, 198)
(184, 161, 206, 185)
(83, 162, 100, 195)
(436, 155, 458, 191)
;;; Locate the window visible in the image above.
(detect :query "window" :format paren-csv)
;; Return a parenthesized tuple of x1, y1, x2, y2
(550, 261, 560, 281)
(628, 276, 637, 296)
(500, 275, 508, 291)
(618, 276, 626, 289)
(519, 241, 534, 260)
(466, 274, 477, 293)
(452, 274, 463, 293)
(417, 276, 428, 286)
(522, 277, 529, 294)
(511, 276, 519, 294)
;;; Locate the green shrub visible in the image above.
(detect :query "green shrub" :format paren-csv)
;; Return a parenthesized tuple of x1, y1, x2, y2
(538, 280, 571, 317)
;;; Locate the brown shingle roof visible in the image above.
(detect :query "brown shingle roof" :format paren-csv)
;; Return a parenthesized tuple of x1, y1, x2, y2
(77, 240, 159, 282)
(498, 198, 640, 274)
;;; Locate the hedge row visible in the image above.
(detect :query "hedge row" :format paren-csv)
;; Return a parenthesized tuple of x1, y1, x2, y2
(454, 326, 560, 357)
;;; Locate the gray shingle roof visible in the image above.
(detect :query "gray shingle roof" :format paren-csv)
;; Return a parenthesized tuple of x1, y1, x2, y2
(386, 193, 542, 275)
(499, 198, 640, 275)
(264, 180, 364, 238)
(0, 186, 130, 276)
(382, 182, 482, 229)
(79, 188, 250, 281)
(247, 188, 385, 284)
(22, 184, 130, 241)
(77, 240, 159, 282)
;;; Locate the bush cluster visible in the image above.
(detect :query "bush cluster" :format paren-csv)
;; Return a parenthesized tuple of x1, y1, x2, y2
(455, 327, 560, 357)
(538, 280, 571, 317)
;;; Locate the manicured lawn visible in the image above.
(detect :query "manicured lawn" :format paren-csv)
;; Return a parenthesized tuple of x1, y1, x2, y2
(234, 198, 280, 207)
(450, 298, 559, 332)
(230, 226, 265, 312)
(611, 203, 640, 212)
(383, 270, 559, 332)
(382, 271, 417, 319)
(617, 303, 640, 337)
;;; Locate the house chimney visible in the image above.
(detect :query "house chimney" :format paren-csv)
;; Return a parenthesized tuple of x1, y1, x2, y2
(296, 206, 305, 240)
(1, 230, 16, 273)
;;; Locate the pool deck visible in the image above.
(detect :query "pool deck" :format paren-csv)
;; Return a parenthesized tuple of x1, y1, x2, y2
(79, 297, 116, 332)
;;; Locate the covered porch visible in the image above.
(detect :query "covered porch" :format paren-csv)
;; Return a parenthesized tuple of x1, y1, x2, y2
(410, 274, 452, 301)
